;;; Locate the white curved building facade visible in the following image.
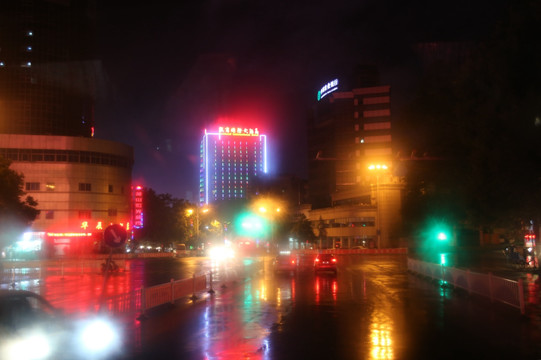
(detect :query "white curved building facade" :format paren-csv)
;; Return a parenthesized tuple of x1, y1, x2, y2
(0, 134, 133, 256)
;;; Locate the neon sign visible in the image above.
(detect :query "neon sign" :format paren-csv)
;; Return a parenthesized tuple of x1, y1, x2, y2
(47, 232, 92, 237)
(132, 185, 144, 228)
(218, 127, 259, 136)
(317, 79, 339, 100)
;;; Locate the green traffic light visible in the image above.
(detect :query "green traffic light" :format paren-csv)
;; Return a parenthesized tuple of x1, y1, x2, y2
(234, 212, 269, 237)
(437, 232, 448, 241)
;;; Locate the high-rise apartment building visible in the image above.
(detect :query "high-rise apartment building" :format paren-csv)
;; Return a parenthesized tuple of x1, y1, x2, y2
(308, 79, 392, 208)
(200, 126, 267, 204)
(0, 1, 133, 257)
(305, 75, 402, 249)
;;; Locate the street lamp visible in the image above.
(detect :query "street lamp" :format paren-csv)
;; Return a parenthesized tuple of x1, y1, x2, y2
(254, 198, 283, 251)
(186, 206, 209, 246)
(368, 164, 388, 249)
(259, 205, 281, 245)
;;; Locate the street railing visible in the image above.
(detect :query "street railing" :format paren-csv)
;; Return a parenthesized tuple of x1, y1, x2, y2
(1, 257, 262, 318)
(407, 258, 525, 314)
(0, 259, 129, 285)
(100, 259, 263, 319)
(296, 248, 408, 255)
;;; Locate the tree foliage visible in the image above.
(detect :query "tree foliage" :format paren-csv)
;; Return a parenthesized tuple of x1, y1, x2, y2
(0, 157, 40, 248)
(137, 188, 191, 245)
(288, 213, 316, 245)
(401, 2, 541, 239)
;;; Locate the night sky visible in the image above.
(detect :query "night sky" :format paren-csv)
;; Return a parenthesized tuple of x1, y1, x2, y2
(93, 1, 510, 200)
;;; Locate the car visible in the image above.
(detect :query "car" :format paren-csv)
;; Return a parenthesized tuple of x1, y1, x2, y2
(0, 289, 122, 360)
(314, 253, 338, 275)
(273, 254, 298, 275)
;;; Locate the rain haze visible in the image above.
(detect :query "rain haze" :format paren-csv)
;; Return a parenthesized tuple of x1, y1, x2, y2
(94, 0, 510, 200)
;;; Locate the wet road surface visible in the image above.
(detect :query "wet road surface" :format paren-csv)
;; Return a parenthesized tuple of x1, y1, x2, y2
(124, 254, 541, 359)
(3, 253, 541, 359)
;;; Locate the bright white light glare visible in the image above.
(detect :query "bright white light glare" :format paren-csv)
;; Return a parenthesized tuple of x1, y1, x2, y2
(79, 318, 119, 354)
(209, 246, 234, 261)
(4, 331, 51, 360)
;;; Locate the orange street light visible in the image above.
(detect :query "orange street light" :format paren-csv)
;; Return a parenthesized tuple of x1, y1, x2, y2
(368, 164, 389, 249)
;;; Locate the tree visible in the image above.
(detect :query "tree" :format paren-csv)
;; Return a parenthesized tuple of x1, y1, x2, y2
(401, 2, 541, 241)
(137, 188, 191, 246)
(288, 213, 316, 246)
(0, 157, 40, 249)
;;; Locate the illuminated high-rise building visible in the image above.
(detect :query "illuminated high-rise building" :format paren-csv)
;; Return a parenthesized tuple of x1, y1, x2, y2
(200, 126, 267, 204)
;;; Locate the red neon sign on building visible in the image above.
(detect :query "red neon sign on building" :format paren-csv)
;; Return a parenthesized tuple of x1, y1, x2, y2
(132, 185, 144, 228)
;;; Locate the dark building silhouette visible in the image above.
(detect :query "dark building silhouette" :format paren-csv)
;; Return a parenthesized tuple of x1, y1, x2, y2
(0, 0, 104, 136)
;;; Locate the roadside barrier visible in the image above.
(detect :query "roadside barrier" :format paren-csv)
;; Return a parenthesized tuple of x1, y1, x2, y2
(296, 248, 408, 255)
(100, 259, 263, 319)
(407, 258, 525, 314)
(1, 259, 129, 286)
(138, 274, 207, 316)
(2, 257, 262, 318)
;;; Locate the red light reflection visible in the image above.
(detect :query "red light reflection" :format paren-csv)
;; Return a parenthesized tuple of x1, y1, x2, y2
(314, 276, 338, 304)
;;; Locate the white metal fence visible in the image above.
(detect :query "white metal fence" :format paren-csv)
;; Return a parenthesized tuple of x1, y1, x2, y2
(407, 258, 525, 314)
(99, 259, 262, 319)
(0, 259, 125, 285)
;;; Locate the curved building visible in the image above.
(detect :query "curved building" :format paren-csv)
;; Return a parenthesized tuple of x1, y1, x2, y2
(0, 135, 133, 256)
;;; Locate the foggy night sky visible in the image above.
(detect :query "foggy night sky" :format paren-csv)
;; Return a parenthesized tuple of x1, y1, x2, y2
(93, 1, 510, 200)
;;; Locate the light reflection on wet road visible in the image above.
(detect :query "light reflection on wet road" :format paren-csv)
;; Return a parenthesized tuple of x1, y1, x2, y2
(124, 254, 541, 359)
(4, 254, 541, 359)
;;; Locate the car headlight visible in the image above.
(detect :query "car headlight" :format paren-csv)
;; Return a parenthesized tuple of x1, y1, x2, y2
(209, 246, 235, 261)
(2, 329, 52, 360)
(76, 317, 121, 358)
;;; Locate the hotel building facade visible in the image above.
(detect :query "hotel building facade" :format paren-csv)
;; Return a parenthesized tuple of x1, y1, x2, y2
(200, 126, 267, 205)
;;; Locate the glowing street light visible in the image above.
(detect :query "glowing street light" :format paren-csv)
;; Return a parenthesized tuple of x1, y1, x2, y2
(186, 206, 210, 243)
(368, 163, 389, 249)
